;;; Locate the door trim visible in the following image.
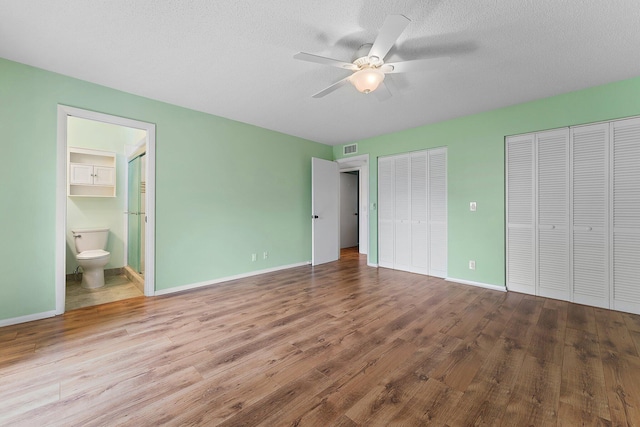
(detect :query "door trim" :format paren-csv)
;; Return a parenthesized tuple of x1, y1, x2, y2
(56, 105, 157, 314)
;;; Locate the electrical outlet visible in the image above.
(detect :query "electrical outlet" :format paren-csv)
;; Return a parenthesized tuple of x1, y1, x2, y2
(470, 202, 477, 212)
(469, 260, 476, 270)
(263, 251, 268, 260)
(251, 253, 257, 262)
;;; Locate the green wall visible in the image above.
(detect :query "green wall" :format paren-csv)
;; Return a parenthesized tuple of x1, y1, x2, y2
(0, 57, 332, 322)
(334, 75, 640, 287)
(2, 52, 639, 324)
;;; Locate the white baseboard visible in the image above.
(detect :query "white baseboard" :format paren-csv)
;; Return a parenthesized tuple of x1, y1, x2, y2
(445, 277, 506, 292)
(0, 310, 57, 328)
(154, 262, 310, 296)
(367, 262, 378, 268)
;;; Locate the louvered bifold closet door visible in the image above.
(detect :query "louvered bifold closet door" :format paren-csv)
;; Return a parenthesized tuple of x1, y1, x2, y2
(394, 155, 412, 271)
(536, 129, 570, 300)
(571, 123, 609, 308)
(378, 157, 395, 268)
(410, 152, 428, 274)
(506, 134, 535, 295)
(428, 148, 448, 278)
(611, 117, 640, 314)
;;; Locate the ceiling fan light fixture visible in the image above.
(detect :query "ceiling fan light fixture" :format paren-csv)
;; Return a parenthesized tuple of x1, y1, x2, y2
(350, 68, 385, 94)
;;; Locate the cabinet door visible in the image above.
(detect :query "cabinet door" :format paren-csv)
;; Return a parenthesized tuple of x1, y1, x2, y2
(69, 163, 94, 185)
(93, 166, 115, 186)
(571, 124, 609, 308)
(506, 134, 535, 294)
(378, 157, 395, 268)
(611, 117, 640, 314)
(428, 148, 447, 278)
(536, 129, 570, 300)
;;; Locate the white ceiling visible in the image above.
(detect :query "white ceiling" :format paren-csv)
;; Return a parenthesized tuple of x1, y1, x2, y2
(1, 1, 639, 146)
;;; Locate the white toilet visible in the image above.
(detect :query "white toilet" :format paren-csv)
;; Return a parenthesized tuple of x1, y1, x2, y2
(72, 228, 111, 289)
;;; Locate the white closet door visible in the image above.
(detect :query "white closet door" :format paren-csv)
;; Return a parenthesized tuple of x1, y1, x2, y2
(394, 155, 412, 270)
(378, 157, 395, 268)
(506, 134, 535, 294)
(428, 148, 447, 278)
(536, 129, 570, 300)
(410, 152, 428, 273)
(571, 124, 609, 308)
(611, 117, 640, 314)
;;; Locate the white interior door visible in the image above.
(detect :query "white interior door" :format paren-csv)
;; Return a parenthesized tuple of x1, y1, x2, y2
(571, 123, 609, 308)
(378, 157, 395, 268)
(312, 157, 339, 266)
(394, 155, 411, 271)
(506, 134, 536, 295)
(536, 129, 570, 300)
(428, 148, 448, 278)
(611, 117, 640, 313)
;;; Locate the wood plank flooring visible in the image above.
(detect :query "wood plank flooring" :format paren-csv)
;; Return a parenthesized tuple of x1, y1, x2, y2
(2, 248, 640, 426)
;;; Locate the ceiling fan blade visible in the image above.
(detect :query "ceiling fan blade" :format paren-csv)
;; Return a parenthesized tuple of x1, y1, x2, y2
(312, 76, 352, 98)
(368, 15, 411, 61)
(374, 81, 392, 101)
(294, 52, 358, 71)
(382, 56, 451, 73)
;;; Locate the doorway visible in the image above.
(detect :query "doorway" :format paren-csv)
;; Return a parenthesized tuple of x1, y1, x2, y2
(340, 171, 359, 249)
(337, 154, 369, 262)
(56, 106, 156, 314)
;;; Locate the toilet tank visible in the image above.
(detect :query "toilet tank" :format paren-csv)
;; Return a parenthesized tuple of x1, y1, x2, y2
(72, 228, 109, 253)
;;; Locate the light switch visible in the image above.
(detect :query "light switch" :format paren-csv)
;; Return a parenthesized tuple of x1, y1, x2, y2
(470, 201, 477, 212)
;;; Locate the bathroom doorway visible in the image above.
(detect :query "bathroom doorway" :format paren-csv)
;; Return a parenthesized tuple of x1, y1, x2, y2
(56, 106, 156, 314)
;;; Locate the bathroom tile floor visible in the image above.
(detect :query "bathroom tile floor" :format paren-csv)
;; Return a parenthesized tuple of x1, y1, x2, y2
(65, 274, 144, 311)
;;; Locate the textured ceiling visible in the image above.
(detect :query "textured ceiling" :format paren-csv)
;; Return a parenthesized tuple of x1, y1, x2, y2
(1, 1, 639, 145)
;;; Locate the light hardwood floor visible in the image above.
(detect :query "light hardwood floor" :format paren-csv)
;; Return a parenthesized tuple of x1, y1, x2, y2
(2, 248, 640, 426)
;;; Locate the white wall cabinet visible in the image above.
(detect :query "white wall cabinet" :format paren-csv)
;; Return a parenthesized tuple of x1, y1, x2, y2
(68, 147, 116, 197)
(506, 117, 640, 314)
(378, 147, 447, 277)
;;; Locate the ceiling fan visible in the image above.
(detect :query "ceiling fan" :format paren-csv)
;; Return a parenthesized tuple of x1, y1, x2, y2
(294, 14, 450, 99)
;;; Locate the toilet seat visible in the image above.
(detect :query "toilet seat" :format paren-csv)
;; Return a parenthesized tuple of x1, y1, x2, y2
(77, 249, 110, 260)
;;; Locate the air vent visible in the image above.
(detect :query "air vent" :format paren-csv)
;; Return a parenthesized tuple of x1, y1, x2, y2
(343, 144, 358, 155)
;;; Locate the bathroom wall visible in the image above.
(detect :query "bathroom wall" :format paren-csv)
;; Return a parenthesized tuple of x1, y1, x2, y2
(66, 117, 146, 274)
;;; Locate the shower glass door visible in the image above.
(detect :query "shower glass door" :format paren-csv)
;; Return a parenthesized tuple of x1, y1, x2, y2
(127, 155, 142, 273)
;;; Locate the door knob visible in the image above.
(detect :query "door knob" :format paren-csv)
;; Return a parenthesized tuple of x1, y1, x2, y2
(312, 215, 319, 219)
